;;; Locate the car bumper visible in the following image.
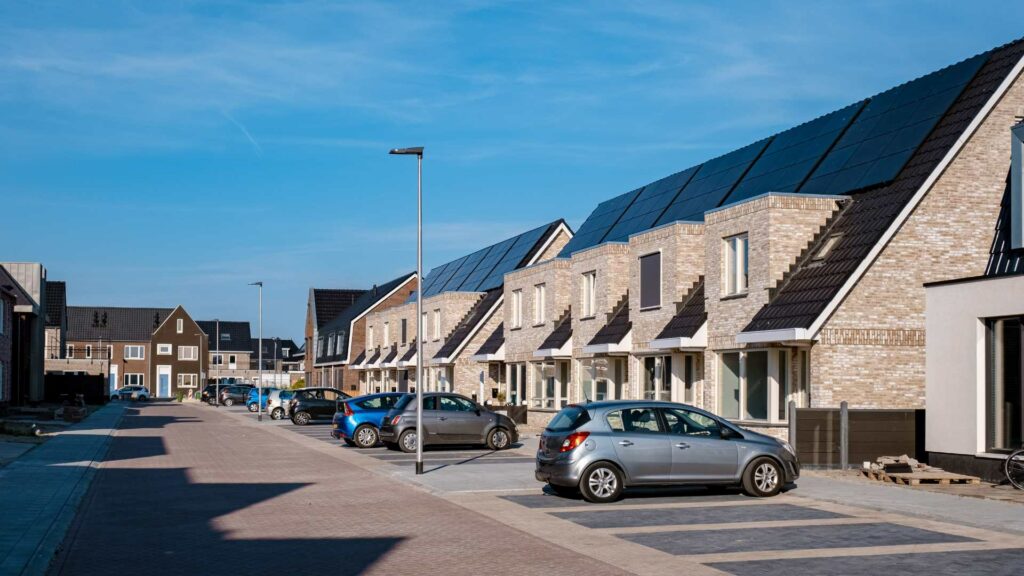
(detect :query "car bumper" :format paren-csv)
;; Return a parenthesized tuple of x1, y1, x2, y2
(379, 425, 398, 442)
(783, 458, 800, 484)
(535, 456, 582, 487)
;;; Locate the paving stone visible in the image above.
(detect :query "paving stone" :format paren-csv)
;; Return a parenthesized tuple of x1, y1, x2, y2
(553, 503, 844, 528)
(709, 548, 1024, 576)
(502, 491, 751, 509)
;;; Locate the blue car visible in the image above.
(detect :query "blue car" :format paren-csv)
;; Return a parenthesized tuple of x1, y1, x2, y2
(332, 393, 406, 448)
(246, 387, 280, 412)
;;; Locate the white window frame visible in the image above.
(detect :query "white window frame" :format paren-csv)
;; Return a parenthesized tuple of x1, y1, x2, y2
(124, 345, 145, 360)
(368, 326, 374, 348)
(176, 318, 183, 333)
(581, 271, 597, 318)
(421, 312, 428, 341)
(212, 353, 223, 366)
(67, 344, 75, 358)
(384, 322, 390, 346)
(85, 345, 92, 359)
(177, 373, 198, 388)
(724, 234, 749, 296)
(638, 251, 662, 310)
(432, 310, 441, 340)
(511, 289, 523, 329)
(534, 283, 546, 325)
(717, 348, 801, 423)
(124, 373, 145, 387)
(178, 346, 199, 361)
(157, 343, 172, 356)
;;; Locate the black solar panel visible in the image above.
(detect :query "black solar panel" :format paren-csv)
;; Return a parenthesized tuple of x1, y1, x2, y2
(438, 245, 491, 293)
(603, 166, 701, 243)
(422, 254, 470, 298)
(557, 188, 642, 257)
(415, 262, 451, 300)
(800, 53, 987, 196)
(720, 101, 866, 206)
(459, 236, 518, 292)
(476, 223, 551, 292)
(655, 138, 772, 225)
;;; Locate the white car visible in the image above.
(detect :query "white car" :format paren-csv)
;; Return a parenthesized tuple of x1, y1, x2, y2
(266, 389, 294, 420)
(112, 386, 150, 401)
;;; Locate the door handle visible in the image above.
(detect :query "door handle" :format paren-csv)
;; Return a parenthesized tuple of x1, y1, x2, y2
(675, 442, 690, 449)
(618, 440, 634, 447)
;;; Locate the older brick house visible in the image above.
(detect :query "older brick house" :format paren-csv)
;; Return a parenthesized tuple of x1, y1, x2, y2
(149, 306, 208, 398)
(304, 288, 366, 386)
(197, 320, 252, 384)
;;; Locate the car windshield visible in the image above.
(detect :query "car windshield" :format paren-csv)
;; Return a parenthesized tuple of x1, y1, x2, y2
(546, 405, 591, 432)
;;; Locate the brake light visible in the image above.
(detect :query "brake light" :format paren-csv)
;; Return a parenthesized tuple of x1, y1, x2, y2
(343, 402, 354, 417)
(391, 415, 402, 425)
(560, 431, 590, 452)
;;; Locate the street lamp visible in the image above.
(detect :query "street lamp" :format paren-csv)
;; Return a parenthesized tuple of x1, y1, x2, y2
(250, 281, 263, 422)
(215, 318, 221, 407)
(389, 145, 425, 475)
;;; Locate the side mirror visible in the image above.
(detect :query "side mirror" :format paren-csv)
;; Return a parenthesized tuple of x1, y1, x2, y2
(720, 426, 738, 440)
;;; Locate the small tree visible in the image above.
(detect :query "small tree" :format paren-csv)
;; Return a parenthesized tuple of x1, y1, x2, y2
(291, 379, 306, 390)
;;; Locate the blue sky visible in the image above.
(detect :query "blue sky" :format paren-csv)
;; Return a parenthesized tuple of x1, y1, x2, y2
(2, 1, 1022, 341)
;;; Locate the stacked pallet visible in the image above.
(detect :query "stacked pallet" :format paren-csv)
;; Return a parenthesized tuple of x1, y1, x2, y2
(861, 455, 980, 485)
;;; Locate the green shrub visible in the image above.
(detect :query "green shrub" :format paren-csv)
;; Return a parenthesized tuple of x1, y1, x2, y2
(175, 391, 185, 402)
(290, 379, 306, 389)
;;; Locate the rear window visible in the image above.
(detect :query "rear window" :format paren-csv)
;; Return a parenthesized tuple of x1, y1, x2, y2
(546, 405, 591, 432)
(358, 395, 400, 410)
(393, 394, 414, 411)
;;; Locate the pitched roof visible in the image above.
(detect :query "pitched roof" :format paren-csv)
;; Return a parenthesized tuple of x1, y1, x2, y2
(67, 306, 174, 342)
(44, 280, 66, 328)
(400, 342, 418, 362)
(538, 311, 572, 351)
(197, 320, 252, 353)
(312, 288, 367, 329)
(588, 295, 632, 346)
(315, 272, 417, 365)
(985, 171, 1024, 277)
(252, 337, 300, 360)
(656, 278, 706, 340)
(745, 38, 1024, 333)
(0, 265, 34, 308)
(351, 349, 367, 366)
(434, 289, 503, 361)
(476, 323, 505, 356)
(381, 345, 399, 365)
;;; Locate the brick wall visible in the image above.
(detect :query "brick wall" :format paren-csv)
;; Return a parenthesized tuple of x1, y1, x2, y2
(503, 258, 572, 363)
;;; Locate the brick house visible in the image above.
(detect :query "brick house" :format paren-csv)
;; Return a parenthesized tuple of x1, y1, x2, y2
(149, 306, 208, 398)
(304, 288, 367, 386)
(197, 320, 253, 384)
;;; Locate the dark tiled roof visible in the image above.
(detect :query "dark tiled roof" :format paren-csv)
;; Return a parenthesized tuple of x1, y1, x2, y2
(745, 38, 1024, 333)
(475, 324, 505, 356)
(197, 320, 252, 352)
(313, 288, 367, 329)
(986, 171, 1024, 277)
(656, 277, 706, 340)
(400, 343, 418, 362)
(67, 306, 173, 342)
(538, 311, 572, 351)
(365, 348, 381, 365)
(252, 337, 300, 360)
(434, 289, 503, 360)
(381, 345, 399, 364)
(588, 295, 632, 346)
(0, 265, 34, 308)
(351, 349, 367, 366)
(315, 272, 417, 365)
(44, 280, 66, 327)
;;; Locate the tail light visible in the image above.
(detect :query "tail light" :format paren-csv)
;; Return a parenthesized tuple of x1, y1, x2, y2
(343, 402, 354, 417)
(390, 415, 402, 426)
(560, 431, 590, 453)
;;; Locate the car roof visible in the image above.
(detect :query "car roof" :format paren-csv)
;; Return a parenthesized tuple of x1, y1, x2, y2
(579, 400, 702, 411)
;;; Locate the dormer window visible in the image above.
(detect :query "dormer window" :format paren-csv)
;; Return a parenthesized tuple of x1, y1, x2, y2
(724, 234, 749, 296)
(813, 234, 843, 261)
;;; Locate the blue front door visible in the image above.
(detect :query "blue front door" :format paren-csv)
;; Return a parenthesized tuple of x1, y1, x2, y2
(158, 369, 171, 398)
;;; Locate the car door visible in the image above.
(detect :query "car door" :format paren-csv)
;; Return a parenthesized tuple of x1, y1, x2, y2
(606, 407, 672, 484)
(420, 396, 442, 441)
(660, 407, 739, 482)
(437, 395, 485, 442)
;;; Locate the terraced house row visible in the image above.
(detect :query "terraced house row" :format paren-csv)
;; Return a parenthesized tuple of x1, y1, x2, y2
(309, 39, 1024, 465)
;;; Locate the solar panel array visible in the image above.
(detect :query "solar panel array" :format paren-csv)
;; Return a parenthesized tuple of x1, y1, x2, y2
(560, 52, 988, 257)
(411, 222, 557, 301)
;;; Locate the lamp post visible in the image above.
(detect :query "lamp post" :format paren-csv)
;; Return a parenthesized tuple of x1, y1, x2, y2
(250, 281, 264, 422)
(215, 319, 220, 407)
(389, 145, 424, 475)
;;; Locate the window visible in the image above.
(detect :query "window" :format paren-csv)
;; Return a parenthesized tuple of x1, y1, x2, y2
(176, 319, 183, 333)
(724, 234, 749, 296)
(533, 362, 557, 409)
(421, 312, 428, 341)
(85, 345, 92, 359)
(639, 252, 662, 310)
(400, 319, 407, 345)
(719, 349, 794, 422)
(67, 345, 75, 358)
(124, 373, 145, 387)
(720, 352, 741, 419)
(357, 395, 400, 410)
(580, 357, 625, 402)
(534, 284, 546, 325)
(177, 374, 198, 388)
(383, 322, 390, 345)
(124, 345, 145, 360)
(987, 317, 1022, 452)
(511, 290, 523, 329)
(157, 343, 172, 356)
(745, 351, 768, 420)
(327, 335, 335, 356)
(220, 333, 231, 342)
(642, 356, 672, 401)
(662, 407, 721, 438)
(229, 354, 236, 365)
(440, 396, 476, 412)
(432, 310, 441, 340)
(581, 272, 597, 318)
(316, 337, 323, 358)
(508, 363, 527, 405)
(368, 326, 374, 348)
(178, 346, 199, 361)
(107, 345, 112, 360)
(212, 354, 223, 366)
(813, 234, 843, 261)
(606, 408, 662, 433)
(683, 354, 697, 403)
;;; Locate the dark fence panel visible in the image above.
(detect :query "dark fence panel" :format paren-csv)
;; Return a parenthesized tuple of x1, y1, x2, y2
(795, 409, 841, 469)
(44, 374, 108, 405)
(794, 407, 925, 469)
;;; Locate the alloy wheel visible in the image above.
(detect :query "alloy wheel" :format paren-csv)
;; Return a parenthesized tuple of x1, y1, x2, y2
(588, 468, 617, 498)
(357, 427, 377, 447)
(402, 431, 418, 452)
(754, 462, 779, 493)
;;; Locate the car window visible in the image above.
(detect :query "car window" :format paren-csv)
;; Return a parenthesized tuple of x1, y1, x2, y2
(323, 390, 338, 401)
(605, 408, 663, 433)
(358, 397, 383, 409)
(440, 396, 476, 412)
(422, 396, 437, 410)
(661, 408, 721, 438)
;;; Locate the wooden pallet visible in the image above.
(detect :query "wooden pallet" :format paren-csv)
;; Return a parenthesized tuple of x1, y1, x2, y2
(862, 469, 981, 485)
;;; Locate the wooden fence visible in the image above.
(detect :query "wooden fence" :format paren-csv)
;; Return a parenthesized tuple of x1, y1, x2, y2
(792, 403, 925, 469)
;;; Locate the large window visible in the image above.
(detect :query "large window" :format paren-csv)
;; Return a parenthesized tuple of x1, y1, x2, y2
(581, 272, 597, 318)
(720, 352, 741, 419)
(724, 234, 749, 296)
(177, 374, 198, 388)
(432, 310, 441, 340)
(383, 322, 390, 345)
(639, 252, 662, 310)
(401, 319, 407, 345)
(642, 356, 672, 401)
(508, 363, 527, 405)
(124, 373, 145, 387)
(988, 317, 1022, 452)
(534, 284, 546, 325)
(580, 357, 626, 402)
(157, 343, 172, 356)
(719, 349, 804, 422)
(511, 290, 523, 328)
(533, 361, 557, 409)
(178, 346, 199, 361)
(124, 345, 145, 360)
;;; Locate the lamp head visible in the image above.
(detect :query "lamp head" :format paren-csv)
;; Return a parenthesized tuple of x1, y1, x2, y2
(389, 147, 424, 156)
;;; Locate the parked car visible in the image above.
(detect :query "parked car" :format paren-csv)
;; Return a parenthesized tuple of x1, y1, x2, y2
(201, 383, 234, 404)
(289, 388, 351, 425)
(247, 387, 280, 412)
(379, 392, 518, 453)
(218, 384, 254, 407)
(332, 393, 405, 448)
(535, 401, 800, 503)
(111, 385, 150, 401)
(267, 389, 295, 420)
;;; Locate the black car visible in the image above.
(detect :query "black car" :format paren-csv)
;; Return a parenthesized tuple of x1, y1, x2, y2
(201, 380, 244, 404)
(219, 384, 254, 407)
(289, 387, 351, 425)
(379, 392, 519, 452)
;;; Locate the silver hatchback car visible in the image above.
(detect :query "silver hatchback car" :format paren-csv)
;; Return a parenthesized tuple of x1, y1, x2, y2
(536, 401, 799, 503)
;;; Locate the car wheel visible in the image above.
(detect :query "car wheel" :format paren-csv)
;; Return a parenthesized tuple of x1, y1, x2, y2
(742, 457, 783, 498)
(223, 398, 234, 407)
(383, 441, 399, 451)
(343, 439, 357, 447)
(398, 429, 418, 453)
(247, 403, 258, 413)
(270, 408, 283, 420)
(354, 425, 379, 449)
(579, 462, 624, 503)
(486, 427, 511, 450)
(292, 411, 311, 426)
(548, 484, 580, 498)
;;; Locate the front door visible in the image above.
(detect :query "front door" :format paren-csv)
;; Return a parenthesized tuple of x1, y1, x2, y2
(157, 365, 171, 398)
(606, 407, 671, 483)
(661, 407, 739, 481)
(109, 364, 119, 395)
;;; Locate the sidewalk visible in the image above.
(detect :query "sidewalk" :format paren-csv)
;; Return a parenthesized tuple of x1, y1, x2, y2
(0, 402, 126, 576)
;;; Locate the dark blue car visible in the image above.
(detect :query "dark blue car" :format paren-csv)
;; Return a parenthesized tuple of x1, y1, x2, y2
(246, 387, 279, 412)
(332, 393, 406, 448)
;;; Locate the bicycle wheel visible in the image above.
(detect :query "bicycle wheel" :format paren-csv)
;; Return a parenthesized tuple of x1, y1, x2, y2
(1006, 448, 1024, 490)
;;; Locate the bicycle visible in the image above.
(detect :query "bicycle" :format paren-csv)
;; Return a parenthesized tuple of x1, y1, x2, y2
(1006, 447, 1024, 490)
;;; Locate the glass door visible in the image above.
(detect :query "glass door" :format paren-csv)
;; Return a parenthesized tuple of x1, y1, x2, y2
(643, 356, 673, 401)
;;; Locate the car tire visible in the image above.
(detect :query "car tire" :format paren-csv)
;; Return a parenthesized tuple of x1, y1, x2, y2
(383, 441, 399, 451)
(486, 427, 511, 450)
(270, 408, 283, 420)
(548, 484, 580, 498)
(292, 411, 311, 426)
(742, 457, 783, 498)
(247, 403, 258, 413)
(223, 398, 234, 407)
(579, 462, 624, 503)
(354, 425, 379, 449)
(398, 429, 418, 453)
